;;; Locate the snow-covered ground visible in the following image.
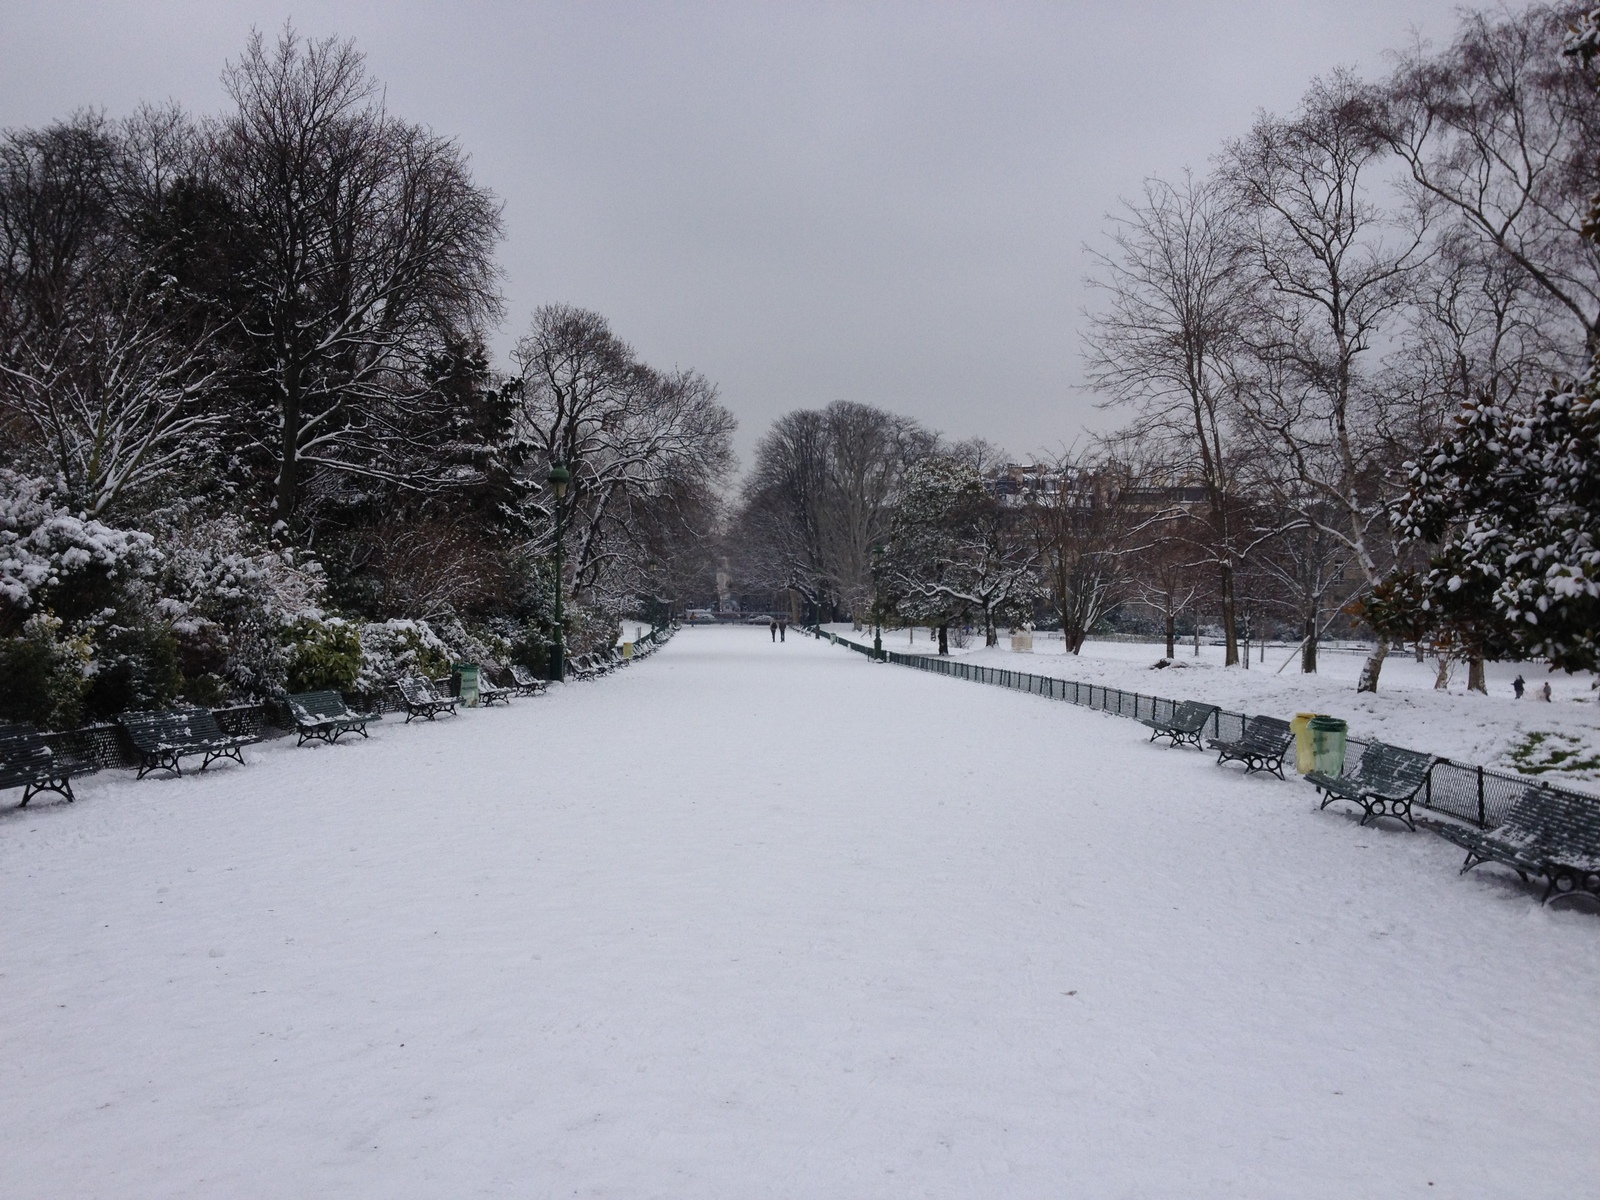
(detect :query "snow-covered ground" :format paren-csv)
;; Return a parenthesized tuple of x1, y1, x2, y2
(3, 626, 1597, 1197)
(850, 625, 1600, 787)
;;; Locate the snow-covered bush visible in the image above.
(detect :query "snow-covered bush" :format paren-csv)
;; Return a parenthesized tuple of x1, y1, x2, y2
(0, 613, 92, 729)
(563, 601, 620, 657)
(0, 470, 155, 632)
(83, 611, 183, 718)
(1401, 373, 1600, 675)
(281, 616, 363, 694)
(355, 619, 453, 693)
(153, 516, 326, 698)
(430, 614, 511, 666)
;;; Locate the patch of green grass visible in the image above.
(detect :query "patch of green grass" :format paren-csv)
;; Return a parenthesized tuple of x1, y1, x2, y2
(1506, 730, 1600, 776)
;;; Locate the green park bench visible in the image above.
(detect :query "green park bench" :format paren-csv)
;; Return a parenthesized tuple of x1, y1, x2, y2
(1208, 714, 1295, 779)
(0, 722, 98, 807)
(473, 668, 512, 707)
(1139, 700, 1219, 749)
(286, 690, 382, 746)
(396, 676, 458, 722)
(569, 653, 609, 681)
(1308, 741, 1434, 831)
(1434, 785, 1600, 905)
(118, 707, 261, 779)
(507, 665, 548, 696)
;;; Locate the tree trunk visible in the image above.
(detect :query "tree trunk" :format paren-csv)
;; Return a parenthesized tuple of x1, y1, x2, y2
(1434, 656, 1451, 690)
(985, 613, 997, 647)
(1414, 641, 1425, 662)
(275, 373, 300, 531)
(1301, 616, 1317, 674)
(1164, 609, 1175, 659)
(1356, 636, 1388, 693)
(938, 623, 948, 655)
(1219, 563, 1239, 666)
(1467, 655, 1487, 694)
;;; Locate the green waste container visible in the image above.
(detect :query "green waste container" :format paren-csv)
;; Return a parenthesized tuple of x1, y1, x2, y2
(1291, 712, 1320, 774)
(453, 662, 480, 707)
(1309, 715, 1348, 777)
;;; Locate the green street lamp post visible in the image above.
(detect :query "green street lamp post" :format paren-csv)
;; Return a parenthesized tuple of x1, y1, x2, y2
(548, 462, 571, 682)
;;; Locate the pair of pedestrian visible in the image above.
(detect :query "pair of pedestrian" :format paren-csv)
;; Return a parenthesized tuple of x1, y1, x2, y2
(1512, 675, 1555, 701)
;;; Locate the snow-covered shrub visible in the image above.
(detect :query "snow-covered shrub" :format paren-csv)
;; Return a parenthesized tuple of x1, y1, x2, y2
(1400, 372, 1600, 674)
(83, 611, 183, 718)
(281, 616, 363, 694)
(355, 619, 453, 693)
(0, 470, 155, 633)
(0, 613, 93, 729)
(153, 517, 327, 699)
(563, 601, 620, 656)
(430, 614, 511, 666)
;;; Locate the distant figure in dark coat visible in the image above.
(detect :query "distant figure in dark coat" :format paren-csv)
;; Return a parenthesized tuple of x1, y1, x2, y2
(769, 617, 778, 642)
(778, 617, 787, 642)
(1512, 674, 1525, 698)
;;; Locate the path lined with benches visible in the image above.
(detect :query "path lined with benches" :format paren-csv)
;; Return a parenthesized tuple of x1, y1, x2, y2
(2, 627, 1596, 1197)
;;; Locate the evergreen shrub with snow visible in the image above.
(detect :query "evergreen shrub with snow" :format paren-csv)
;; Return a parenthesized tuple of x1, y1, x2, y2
(1401, 372, 1600, 675)
(0, 614, 92, 729)
(281, 617, 364, 695)
(355, 619, 454, 694)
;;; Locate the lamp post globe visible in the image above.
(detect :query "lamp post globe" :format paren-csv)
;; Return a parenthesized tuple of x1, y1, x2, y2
(548, 463, 571, 682)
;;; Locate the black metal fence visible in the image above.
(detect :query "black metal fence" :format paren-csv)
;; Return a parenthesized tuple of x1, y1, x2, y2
(41, 703, 271, 772)
(816, 628, 1598, 831)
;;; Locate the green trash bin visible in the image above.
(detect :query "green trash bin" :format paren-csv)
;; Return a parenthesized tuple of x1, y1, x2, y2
(1309, 715, 1348, 777)
(453, 662, 480, 707)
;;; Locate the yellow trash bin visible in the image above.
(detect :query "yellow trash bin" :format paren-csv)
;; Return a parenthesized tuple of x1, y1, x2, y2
(1291, 712, 1321, 775)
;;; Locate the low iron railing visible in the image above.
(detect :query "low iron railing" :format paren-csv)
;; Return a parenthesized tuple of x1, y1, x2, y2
(813, 627, 1597, 831)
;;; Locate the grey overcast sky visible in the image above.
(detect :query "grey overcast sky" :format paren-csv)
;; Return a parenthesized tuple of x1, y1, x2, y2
(1, 1, 1470, 467)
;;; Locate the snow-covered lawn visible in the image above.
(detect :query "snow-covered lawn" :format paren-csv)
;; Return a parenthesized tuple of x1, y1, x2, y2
(861, 626, 1600, 787)
(3, 626, 1597, 1197)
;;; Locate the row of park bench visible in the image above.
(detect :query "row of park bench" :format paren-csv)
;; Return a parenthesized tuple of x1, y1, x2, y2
(1, 630, 674, 809)
(1138, 699, 1600, 907)
(812, 629, 1600, 909)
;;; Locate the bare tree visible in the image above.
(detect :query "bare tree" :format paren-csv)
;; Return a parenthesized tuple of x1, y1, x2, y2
(0, 278, 226, 516)
(1083, 172, 1251, 665)
(212, 26, 504, 530)
(1380, 5, 1600, 355)
(1224, 71, 1429, 691)
(0, 112, 227, 516)
(733, 402, 933, 619)
(511, 305, 735, 610)
(1127, 508, 1203, 660)
(1024, 452, 1138, 654)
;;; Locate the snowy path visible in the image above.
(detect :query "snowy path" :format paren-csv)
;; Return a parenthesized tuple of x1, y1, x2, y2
(3, 627, 1597, 1197)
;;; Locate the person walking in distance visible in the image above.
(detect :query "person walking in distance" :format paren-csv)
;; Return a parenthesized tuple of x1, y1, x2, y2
(769, 617, 778, 643)
(778, 617, 787, 642)
(1512, 674, 1525, 699)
